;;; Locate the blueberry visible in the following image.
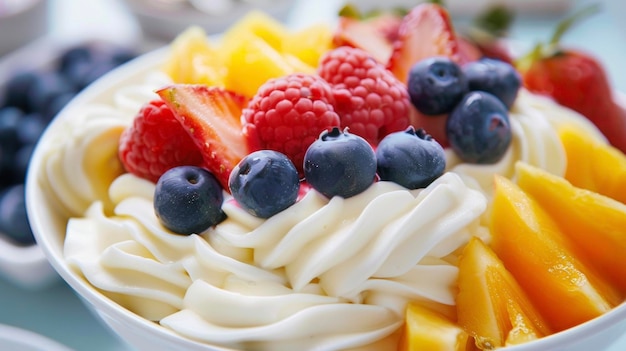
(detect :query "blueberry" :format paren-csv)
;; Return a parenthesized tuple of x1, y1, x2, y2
(407, 56, 468, 115)
(43, 92, 75, 121)
(463, 58, 522, 109)
(229, 150, 300, 218)
(13, 144, 35, 183)
(0, 184, 35, 246)
(0, 107, 22, 174)
(2, 71, 38, 111)
(75, 60, 118, 90)
(16, 113, 47, 145)
(59, 45, 94, 76)
(154, 166, 226, 235)
(27, 71, 75, 115)
(304, 127, 377, 198)
(376, 126, 446, 189)
(446, 91, 512, 164)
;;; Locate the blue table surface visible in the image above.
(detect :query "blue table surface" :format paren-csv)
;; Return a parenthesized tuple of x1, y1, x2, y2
(1, 0, 625, 350)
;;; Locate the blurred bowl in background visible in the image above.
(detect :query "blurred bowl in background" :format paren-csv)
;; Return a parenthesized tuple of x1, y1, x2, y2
(0, 0, 49, 56)
(124, 0, 295, 41)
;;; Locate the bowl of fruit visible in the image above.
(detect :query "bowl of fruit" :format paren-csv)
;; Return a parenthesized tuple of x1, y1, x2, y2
(26, 3, 626, 351)
(0, 38, 138, 289)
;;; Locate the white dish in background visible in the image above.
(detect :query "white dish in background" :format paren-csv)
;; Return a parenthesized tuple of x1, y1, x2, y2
(124, 0, 296, 41)
(0, 324, 74, 351)
(25, 41, 626, 350)
(0, 0, 49, 56)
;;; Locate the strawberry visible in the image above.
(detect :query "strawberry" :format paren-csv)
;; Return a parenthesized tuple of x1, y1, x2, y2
(460, 4, 515, 64)
(333, 16, 395, 64)
(386, 3, 466, 84)
(241, 73, 340, 174)
(318, 46, 411, 145)
(118, 99, 203, 183)
(518, 4, 626, 153)
(156, 85, 251, 189)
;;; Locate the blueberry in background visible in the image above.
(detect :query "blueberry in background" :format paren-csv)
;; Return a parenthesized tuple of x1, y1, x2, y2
(0, 184, 35, 246)
(26, 71, 75, 119)
(154, 166, 226, 235)
(0, 41, 138, 245)
(446, 91, 512, 164)
(229, 150, 300, 218)
(2, 71, 38, 111)
(0, 107, 22, 178)
(304, 127, 377, 199)
(462, 58, 522, 109)
(376, 126, 446, 189)
(407, 56, 468, 115)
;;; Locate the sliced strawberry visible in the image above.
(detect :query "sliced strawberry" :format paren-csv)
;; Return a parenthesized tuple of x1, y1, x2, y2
(333, 16, 394, 64)
(156, 85, 250, 190)
(386, 3, 465, 84)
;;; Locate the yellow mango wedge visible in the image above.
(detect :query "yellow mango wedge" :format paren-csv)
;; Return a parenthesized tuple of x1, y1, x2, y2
(162, 26, 225, 87)
(559, 124, 626, 205)
(282, 23, 333, 67)
(516, 161, 626, 295)
(398, 302, 469, 351)
(490, 174, 618, 332)
(457, 237, 550, 350)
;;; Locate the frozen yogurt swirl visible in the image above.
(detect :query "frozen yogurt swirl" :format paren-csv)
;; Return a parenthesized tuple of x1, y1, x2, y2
(64, 171, 487, 350)
(37, 70, 601, 350)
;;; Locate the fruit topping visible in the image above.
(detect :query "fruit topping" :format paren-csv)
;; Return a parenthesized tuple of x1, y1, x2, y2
(157, 85, 250, 190)
(446, 91, 512, 164)
(229, 150, 300, 218)
(558, 124, 626, 205)
(154, 166, 226, 235)
(241, 73, 340, 175)
(303, 127, 376, 198)
(516, 4, 626, 154)
(332, 15, 396, 64)
(375, 126, 446, 189)
(118, 99, 204, 183)
(457, 236, 550, 349)
(386, 3, 465, 84)
(515, 162, 626, 294)
(317, 46, 411, 145)
(462, 58, 521, 109)
(491, 173, 619, 332)
(407, 56, 468, 115)
(459, 4, 515, 64)
(398, 301, 469, 351)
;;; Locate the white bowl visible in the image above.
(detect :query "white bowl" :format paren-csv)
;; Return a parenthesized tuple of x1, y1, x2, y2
(26, 46, 626, 351)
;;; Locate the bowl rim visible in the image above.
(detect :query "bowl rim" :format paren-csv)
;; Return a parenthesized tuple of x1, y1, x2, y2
(25, 46, 626, 351)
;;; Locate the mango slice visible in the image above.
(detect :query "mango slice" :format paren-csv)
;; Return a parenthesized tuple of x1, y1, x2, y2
(398, 302, 469, 351)
(282, 23, 333, 67)
(558, 124, 626, 204)
(457, 237, 550, 350)
(163, 26, 226, 87)
(490, 174, 616, 332)
(516, 161, 626, 295)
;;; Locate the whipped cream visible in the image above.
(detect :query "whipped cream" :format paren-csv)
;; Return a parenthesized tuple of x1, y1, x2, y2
(38, 68, 601, 350)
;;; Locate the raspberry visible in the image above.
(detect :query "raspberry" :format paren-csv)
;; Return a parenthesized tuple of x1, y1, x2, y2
(318, 46, 411, 145)
(118, 99, 203, 183)
(242, 73, 340, 174)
